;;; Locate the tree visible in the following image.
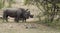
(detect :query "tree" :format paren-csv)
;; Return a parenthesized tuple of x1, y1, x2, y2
(0, 0, 15, 9)
(0, 0, 5, 9)
(7, 0, 15, 7)
(24, 0, 60, 22)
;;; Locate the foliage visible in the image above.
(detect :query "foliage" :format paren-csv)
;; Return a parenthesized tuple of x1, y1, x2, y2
(0, 0, 15, 9)
(24, 0, 60, 28)
(7, 0, 15, 7)
(0, 0, 4, 9)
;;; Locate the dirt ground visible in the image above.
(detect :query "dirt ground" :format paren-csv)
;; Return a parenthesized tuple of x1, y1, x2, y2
(0, 13, 60, 33)
(0, 21, 60, 33)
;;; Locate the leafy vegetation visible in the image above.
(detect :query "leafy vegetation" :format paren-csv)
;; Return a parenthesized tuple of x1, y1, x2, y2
(0, 0, 15, 9)
(24, 0, 60, 28)
(7, 0, 15, 7)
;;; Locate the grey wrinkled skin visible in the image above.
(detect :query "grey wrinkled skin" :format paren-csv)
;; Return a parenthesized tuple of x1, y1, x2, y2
(3, 8, 33, 22)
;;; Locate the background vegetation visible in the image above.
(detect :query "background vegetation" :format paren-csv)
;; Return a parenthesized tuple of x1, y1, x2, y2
(24, 0, 60, 29)
(0, 0, 15, 8)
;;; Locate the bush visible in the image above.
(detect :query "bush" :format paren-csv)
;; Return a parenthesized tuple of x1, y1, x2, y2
(0, 1, 3, 9)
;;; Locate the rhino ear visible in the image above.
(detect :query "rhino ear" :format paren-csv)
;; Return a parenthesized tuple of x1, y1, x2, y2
(27, 11, 30, 13)
(26, 9, 29, 11)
